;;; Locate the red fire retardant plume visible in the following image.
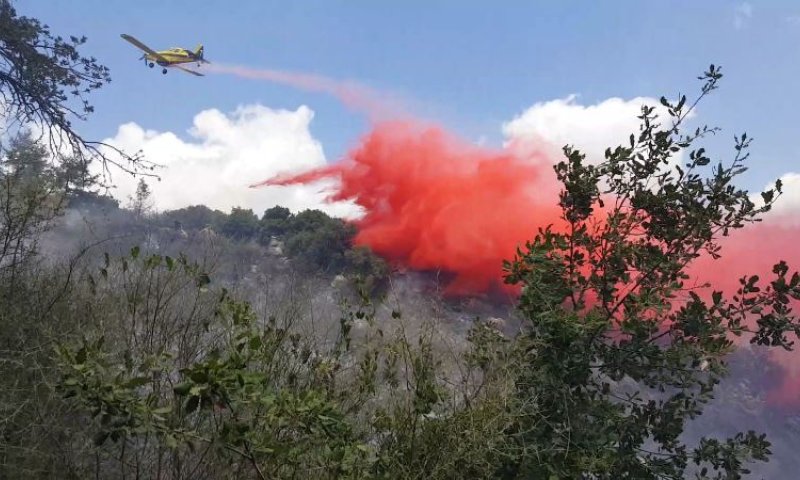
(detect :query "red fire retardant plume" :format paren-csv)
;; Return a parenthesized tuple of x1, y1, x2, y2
(687, 223, 800, 407)
(254, 118, 800, 406)
(253, 120, 564, 295)
(232, 61, 800, 406)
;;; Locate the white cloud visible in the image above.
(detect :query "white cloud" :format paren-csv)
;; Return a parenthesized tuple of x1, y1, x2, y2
(99, 104, 360, 218)
(734, 2, 753, 29)
(502, 94, 664, 165)
(98, 97, 797, 229)
(504, 94, 798, 223)
(761, 172, 800, 226)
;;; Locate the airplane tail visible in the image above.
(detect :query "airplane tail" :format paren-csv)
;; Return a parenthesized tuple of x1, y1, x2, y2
(194, 44, 206, 62)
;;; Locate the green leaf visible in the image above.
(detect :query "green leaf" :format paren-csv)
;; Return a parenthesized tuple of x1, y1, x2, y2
(712, 291, 722, 306)
(131, 245, 140, 259)
(173, 382, 192, 396)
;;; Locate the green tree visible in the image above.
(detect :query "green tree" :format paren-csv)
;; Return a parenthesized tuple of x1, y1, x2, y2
(286, 208, 338, 234)
(0, 132, 75, 478)
(128, 178, 153, 218)
(283, 214, 356, 273)
(259, 204, 292, 242)
(221, 206, 260, 240)
(60, 156, 119, 210)
(0, 131, 63, 275)
(0, 4, 150, 477)
(161, 204, 228, 231)
(500, 65, 798, 479)
(3, 131, 51, 178)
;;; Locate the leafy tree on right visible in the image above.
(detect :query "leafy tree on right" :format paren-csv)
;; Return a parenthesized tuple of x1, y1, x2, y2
(500, 65, 799, 479)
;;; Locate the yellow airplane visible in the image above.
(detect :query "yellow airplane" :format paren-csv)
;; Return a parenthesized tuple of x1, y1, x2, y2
(121, 34, 209, 77)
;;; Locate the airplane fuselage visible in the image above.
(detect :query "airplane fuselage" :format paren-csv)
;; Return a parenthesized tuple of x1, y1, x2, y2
(144, 48, 198, 66)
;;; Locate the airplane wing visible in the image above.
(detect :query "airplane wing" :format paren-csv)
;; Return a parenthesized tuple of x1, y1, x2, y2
(172, 64, 204, 77)
(120, 34, 169, 63)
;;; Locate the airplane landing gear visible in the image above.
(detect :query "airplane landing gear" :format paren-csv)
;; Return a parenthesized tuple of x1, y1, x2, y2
(162, 68, 168, 74)
(149, 62, 154, 68)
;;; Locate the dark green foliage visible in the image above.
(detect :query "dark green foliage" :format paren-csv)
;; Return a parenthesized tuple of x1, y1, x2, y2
(260, 205, 292, 239)
(256, 206, 390, 290)
(0, 0, 108, 126)
(58, 155, 100, 194)
(160, 204, 227, 231)
(499, 65, 798, 479)
(221, 206, 259, 240)
(283, 212, 357, 273)
(66, 189, 119, 211)
(3, 131, 51, 178)
(57, 154, 120, 211)
(155, 203, 390, 293)
(263, 205, 291, 221)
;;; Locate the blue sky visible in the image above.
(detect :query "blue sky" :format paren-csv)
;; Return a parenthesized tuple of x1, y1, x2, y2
(17, 0, 800, 195)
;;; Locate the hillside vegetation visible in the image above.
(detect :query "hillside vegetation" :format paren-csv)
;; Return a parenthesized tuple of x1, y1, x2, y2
(2, 2, 800, 478)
